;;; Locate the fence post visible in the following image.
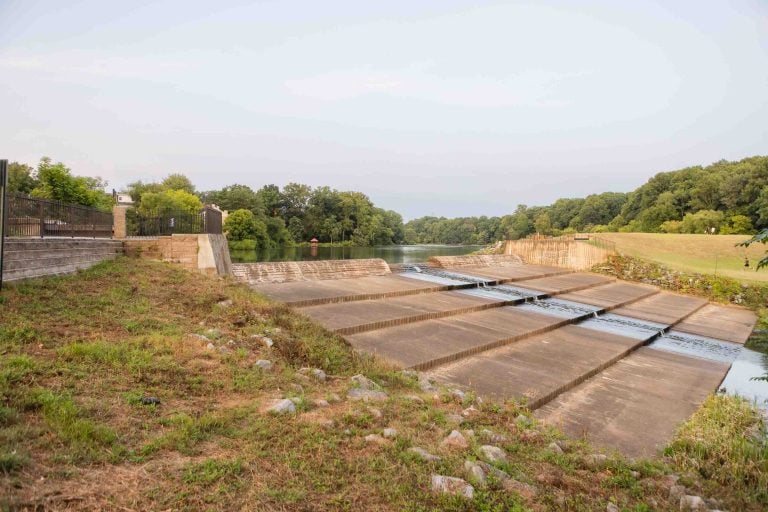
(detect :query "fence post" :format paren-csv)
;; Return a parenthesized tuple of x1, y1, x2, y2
(0, 160, 7, 291)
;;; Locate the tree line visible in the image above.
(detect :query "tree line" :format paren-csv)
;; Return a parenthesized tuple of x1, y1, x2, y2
(6, 155, 767, 247)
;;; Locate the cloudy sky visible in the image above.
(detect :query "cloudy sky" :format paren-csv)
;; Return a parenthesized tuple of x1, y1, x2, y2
(1, 0, 766, 219)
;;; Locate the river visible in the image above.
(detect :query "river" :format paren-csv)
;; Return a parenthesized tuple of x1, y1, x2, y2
(229, 244, 485, 264)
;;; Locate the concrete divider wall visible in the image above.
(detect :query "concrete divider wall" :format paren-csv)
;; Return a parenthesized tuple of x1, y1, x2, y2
(1, 239, 124, 282)
(504, 239, 614, 270)
(123, 234, 231, 276)
(232, 258, 391, 284)
(429, 254, 523, 268)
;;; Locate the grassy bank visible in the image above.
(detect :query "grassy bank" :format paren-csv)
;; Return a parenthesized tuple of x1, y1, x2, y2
(598, 233, 767, 283)
(0, 258, 764, 510)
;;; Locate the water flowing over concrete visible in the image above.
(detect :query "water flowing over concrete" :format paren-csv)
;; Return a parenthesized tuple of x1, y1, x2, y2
(235, 255, 759, 457)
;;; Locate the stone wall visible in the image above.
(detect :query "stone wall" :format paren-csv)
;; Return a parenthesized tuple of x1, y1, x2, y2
(123, 234, 231, 276)
(1, 239, 123, 282)
(504, 239, 614, 270)
(232, 258, 391, 284)
(429, 254, 523, 268)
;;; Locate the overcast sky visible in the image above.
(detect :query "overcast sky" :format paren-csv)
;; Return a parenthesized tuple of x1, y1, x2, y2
(1, 0, 767, 219)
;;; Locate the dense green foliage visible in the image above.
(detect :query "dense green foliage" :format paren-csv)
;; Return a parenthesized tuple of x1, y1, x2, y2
(201, 183, 404, 247)
(405, 156, 768, 243)
(5, 157, 113, 211)
(740, 229, 768, 270)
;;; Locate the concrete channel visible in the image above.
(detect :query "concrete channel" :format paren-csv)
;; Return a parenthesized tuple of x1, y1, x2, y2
(235, 256, 757, 457)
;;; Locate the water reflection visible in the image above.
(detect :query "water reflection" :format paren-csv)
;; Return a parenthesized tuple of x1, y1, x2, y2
(230, 244, 484, 264)
(720, 347, 768, 408)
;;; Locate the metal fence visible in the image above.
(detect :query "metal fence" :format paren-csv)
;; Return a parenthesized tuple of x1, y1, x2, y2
(5, 193, 113, 238)
(126, 206, 222, 237)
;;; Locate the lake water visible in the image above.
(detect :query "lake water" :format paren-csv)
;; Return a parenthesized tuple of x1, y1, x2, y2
(230, 244, 485, 264)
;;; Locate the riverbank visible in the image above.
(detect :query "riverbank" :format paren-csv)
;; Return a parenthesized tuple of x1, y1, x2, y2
(1, 258, 765, 510)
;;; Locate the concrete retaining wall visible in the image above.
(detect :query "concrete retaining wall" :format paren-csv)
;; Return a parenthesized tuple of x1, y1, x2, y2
(504, 239, 614, 270)
(232, 258, 391, 284)
(429, 254, 523, 268)
(1, 238, 123, 282)
(123, 234, 231, 276)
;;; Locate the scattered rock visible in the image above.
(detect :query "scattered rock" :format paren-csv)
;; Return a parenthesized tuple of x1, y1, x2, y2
(515, 414, 532, 428)
(365, 434, 387, 445)
(267, 399, 296, 414)
(367, 407, 383, 419)
(478, 429, 507, 444)
(347, 388, 388, 401)
(206, 328, 223, 339)
(477, 461, 510, 482)
(630, 470, 640, 479)
(464, 461, 486, 486)
(441, 430, 469, 450)
(140, 396, 160, 405)
(548, 441, 564, 455)
(289, 397, 302, 404)
(190, 333, 210, 343)
(669, 484, 686, 500)
(250, 334, 274, 347)
(206, 342, 216, 351)
(404, 394, 425, 404)
(312, 399, 330, 408)
(216, 299, 233, 308)
(451, 389, 467, 402)
(431, 475, 474, 499)
(408, 447, 441, 462)
(679, 495, 706, 511)
(351, 374, 380, 390)
(503, 479, 538, 500)
(462, 405, 479, 418)
(419, 377, 436, 392)
(520, 429, 541, 443)
(382, 428, 397, 438)
(318, 419, 335, 429)
(311, 368, 327, 382)
(328, 393, 342, 403)
(585, 453, 608, 468)
(606, 503, 619, 512)
(255, 359, 273, 371)
(479, 445, 507, 464)
(400, 370, 419, 379)
(289, 384, 304, 394)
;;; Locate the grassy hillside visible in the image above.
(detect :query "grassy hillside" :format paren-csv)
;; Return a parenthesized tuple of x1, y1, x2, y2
(1, 258, 765, 510)
(599, 233, 768, 283)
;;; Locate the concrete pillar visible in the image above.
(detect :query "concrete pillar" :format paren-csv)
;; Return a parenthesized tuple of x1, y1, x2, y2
(113, 205, 129, 239)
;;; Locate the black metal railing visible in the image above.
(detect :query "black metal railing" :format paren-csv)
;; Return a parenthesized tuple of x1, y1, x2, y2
(5, 193, 113, 238)
(126, 206, 222, 236)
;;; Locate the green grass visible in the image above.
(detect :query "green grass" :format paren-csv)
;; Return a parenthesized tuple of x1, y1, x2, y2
(599, 233, 768, 283)
(0, 256, 763, 510)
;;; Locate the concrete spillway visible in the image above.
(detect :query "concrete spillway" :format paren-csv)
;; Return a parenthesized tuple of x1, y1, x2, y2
(241, 257, 758, 457)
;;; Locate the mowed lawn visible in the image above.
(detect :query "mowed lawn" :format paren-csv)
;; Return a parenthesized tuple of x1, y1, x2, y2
(598, 233, 768, 283)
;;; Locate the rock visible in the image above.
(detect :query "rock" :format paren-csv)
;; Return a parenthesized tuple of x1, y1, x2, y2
(318, 419, 335, 429)
(311, 368, 327, 382)
(462, 405, 479, 418)
(289, 383, 304, 394)
(267, 399, 296, 414)
(216, 299, 233, 308)
(261, 337, 274, 348)
(206, 328, 223, 339)
(191, 333, 210, 343)
(365, 434, 387, 445)
(347, 388, 389, 402)
(477, 461, 510, 482)
(255, 359, 273, 371)
(669, 484, 686, 500)
(404, 394, 425, 404)
(328, 392, 342, 403)
(382, 428, 397, 438)
(445, 413, 465, 426)
(206, 342, 216, 351)
(451, 389, 467, 402)
(478, 429, 507, 444)
(441, 430, 469, 450)
(464, 461, 486, 486)
(140, 396, 160, 405)
(679, 495, 706, 511)
(313, 399, 330, 408)
(548, 441, 564, 454)
(479, 445, 507, 464)
(606, 503, 619, 512)
(503, 479, 537, 500)
(431, 475, 474, 499)
(289, 397, 302, 404)
(408, 447, 441, 462)
(630, 470, 640, 479)
(520, 429, 541, 443)
(400, 370, 419, 379)
(367, 407, 383, 419)
(419, 377, 436, 392)
(515, 414, 533, 428)
(351, 374, 380, 390)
